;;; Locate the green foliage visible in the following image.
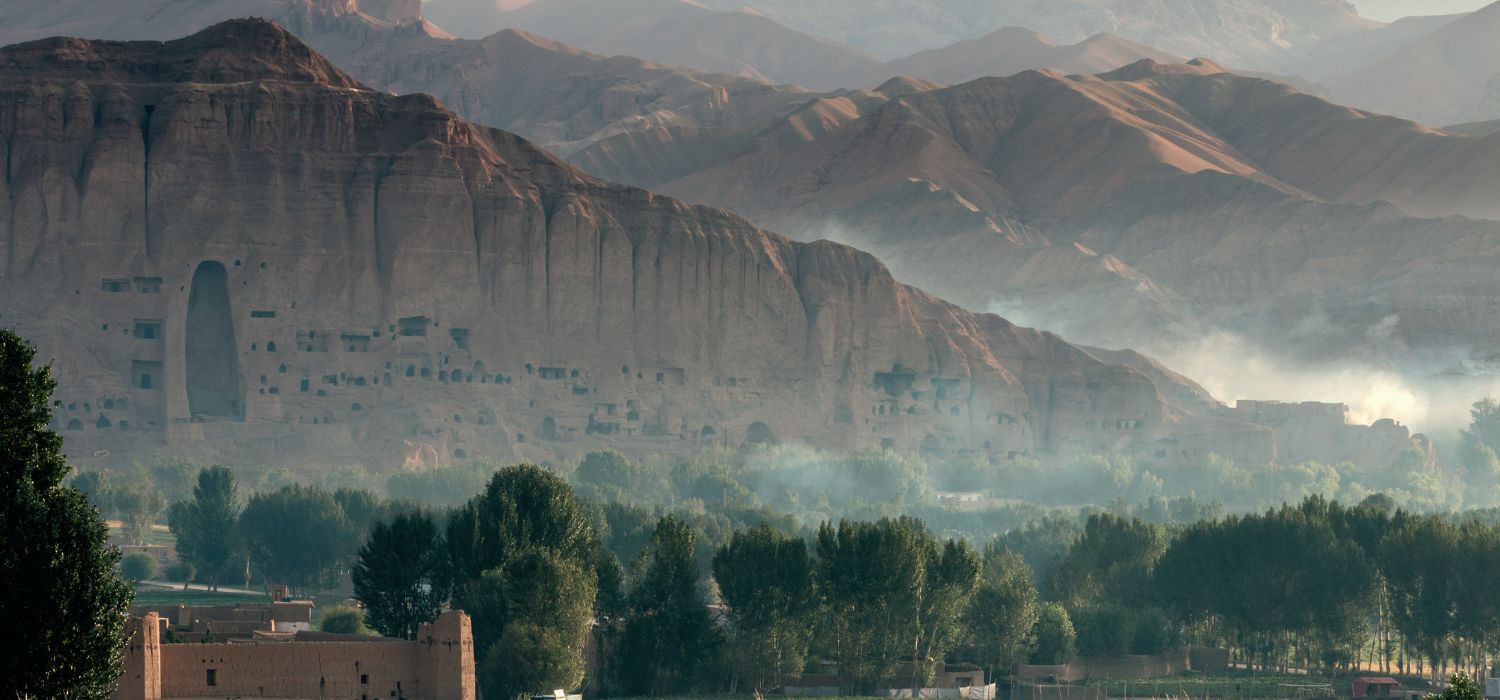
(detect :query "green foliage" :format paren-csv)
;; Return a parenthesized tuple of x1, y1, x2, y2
(1031, 603, 1076, 665)
(318, 606, 372, 635)
(0, 329, 133, 699)
(618, 515, 723, 695)
(447, 464, 598, 582)
(813, 516, 979, 693)
(387, 460, 503, 507)
(713, 523, 816, 690)
(71, 470, 112, 513)
(168, 465, 242, 588)
(968, 545, 1039, 678)
(121, 552, 159, 582)
(913, 538, 983, 689)
(443, 465, 598, 699)
(239, 484, 357, 592)
(576, 449, 654, 500)
(470, 551, 597, 698)
(353, 510, 452, 640)
(482, 622, 584, 700)
(1154, 498, 1380, 672)
(1428, 674, 1482, 700)
(1048, 513, 1165, 611)
(113, 482, 166, 546)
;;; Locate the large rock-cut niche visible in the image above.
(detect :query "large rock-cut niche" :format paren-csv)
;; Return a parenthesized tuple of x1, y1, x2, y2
(185, 261, 243, 419)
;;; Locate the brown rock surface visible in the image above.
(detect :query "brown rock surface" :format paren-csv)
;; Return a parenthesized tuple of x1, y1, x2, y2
(1, 19, 1329, 472)
(0, 0, 833, 157)
(615, 60, 1500, 371)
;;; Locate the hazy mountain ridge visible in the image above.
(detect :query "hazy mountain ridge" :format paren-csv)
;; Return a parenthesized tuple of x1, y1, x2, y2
(688, 0, 1376, 69)
(5, 19, 1386, 473)
(421, 0, 883, 90)
(1324, 1, 1500, 125)
(845, 27, 1186, 87)
(584, 60, 1500, 375)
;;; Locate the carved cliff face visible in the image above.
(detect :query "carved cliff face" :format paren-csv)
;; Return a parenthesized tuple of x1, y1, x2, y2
(0, 20, 1208, 470)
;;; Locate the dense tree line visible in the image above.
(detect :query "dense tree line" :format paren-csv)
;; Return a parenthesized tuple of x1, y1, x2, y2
(122, 449, 1500, 699)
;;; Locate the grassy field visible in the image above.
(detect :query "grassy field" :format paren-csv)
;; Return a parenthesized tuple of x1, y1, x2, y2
(1086, 671, 1345, 700)
(106, 521, 177, 548)
(132, 586, 269, 607)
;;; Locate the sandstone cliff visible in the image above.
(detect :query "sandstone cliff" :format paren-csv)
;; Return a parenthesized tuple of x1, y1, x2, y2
(0, 0, 830, 157)
(1, 20, 1308, 472)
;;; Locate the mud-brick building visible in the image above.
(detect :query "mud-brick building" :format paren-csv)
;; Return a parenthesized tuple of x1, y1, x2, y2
(113, 610, 475, 700)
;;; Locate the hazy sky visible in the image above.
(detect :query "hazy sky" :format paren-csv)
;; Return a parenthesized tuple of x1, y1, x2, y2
(1355, 0, 1494, 20)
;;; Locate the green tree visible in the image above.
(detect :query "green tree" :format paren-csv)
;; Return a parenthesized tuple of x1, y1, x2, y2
(167, 465, 242, 588)
(618, 515, 723, 695)
(471, 550, 597, 699)
(1048, 513, 1165, 611)
(968, 545, 1039, 680)
(121, 552, 159, 583)
(814, 517, 931, 693)
(910, 538, 982, 692)
(1383, 513, 1461, 680)
(113, 482, 165, 546)
(71, 470, 113, 514)
(1031, 603, 1076, 665)
(319, 606, 372, 635)
(575, 449, 645, 498)
(240, 484, 351, 592)
(446, 464, 597, 583)
(353, 511, 453, 640)
(0, 329, 133, 699)
(713, 523, 816, 690)
(1428, 674, 1482, 700)
(1461, 400, 1500, 504)
(482, 623, 580, 700)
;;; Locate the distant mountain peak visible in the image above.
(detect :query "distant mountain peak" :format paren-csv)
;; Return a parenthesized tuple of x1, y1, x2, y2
(0, 18, 365, 89)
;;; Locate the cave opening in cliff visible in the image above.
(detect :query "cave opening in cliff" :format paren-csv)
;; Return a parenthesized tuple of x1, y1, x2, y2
(745, 421, 774, 445)
(186, 261, 243, 419)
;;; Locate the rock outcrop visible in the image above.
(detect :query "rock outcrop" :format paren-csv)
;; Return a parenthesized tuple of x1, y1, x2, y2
(0, 0, 842, 158)
(0, 20, 1333, 472)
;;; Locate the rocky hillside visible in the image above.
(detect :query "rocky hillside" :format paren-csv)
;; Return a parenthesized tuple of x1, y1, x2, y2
(0, 0, 843, 156)
(6, 20, 1389, 472)
(597, 60, 1500, 374)
(1325, 1, 1500, 126)
(420, 0, 882, 90)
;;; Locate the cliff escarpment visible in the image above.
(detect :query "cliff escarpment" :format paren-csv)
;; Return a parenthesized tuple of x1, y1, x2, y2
(1, 20, 1293, 470)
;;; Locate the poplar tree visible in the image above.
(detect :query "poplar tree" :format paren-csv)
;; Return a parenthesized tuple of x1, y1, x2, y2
(0, 329, 133, 699)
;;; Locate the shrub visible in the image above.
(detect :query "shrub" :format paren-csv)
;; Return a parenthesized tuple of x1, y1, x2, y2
(319, 607, 372, 636)
(121, 552, 159, 583)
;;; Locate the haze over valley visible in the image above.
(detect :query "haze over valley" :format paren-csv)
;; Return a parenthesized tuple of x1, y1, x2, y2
(12, 3, 1500, 699)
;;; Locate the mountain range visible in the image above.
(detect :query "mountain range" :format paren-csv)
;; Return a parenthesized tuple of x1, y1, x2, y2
(1323, 2, 1500, 126)
(0, 19, 1428, 473)
(686, 0, 1377, 68)
(579, 59, 1500, 378)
